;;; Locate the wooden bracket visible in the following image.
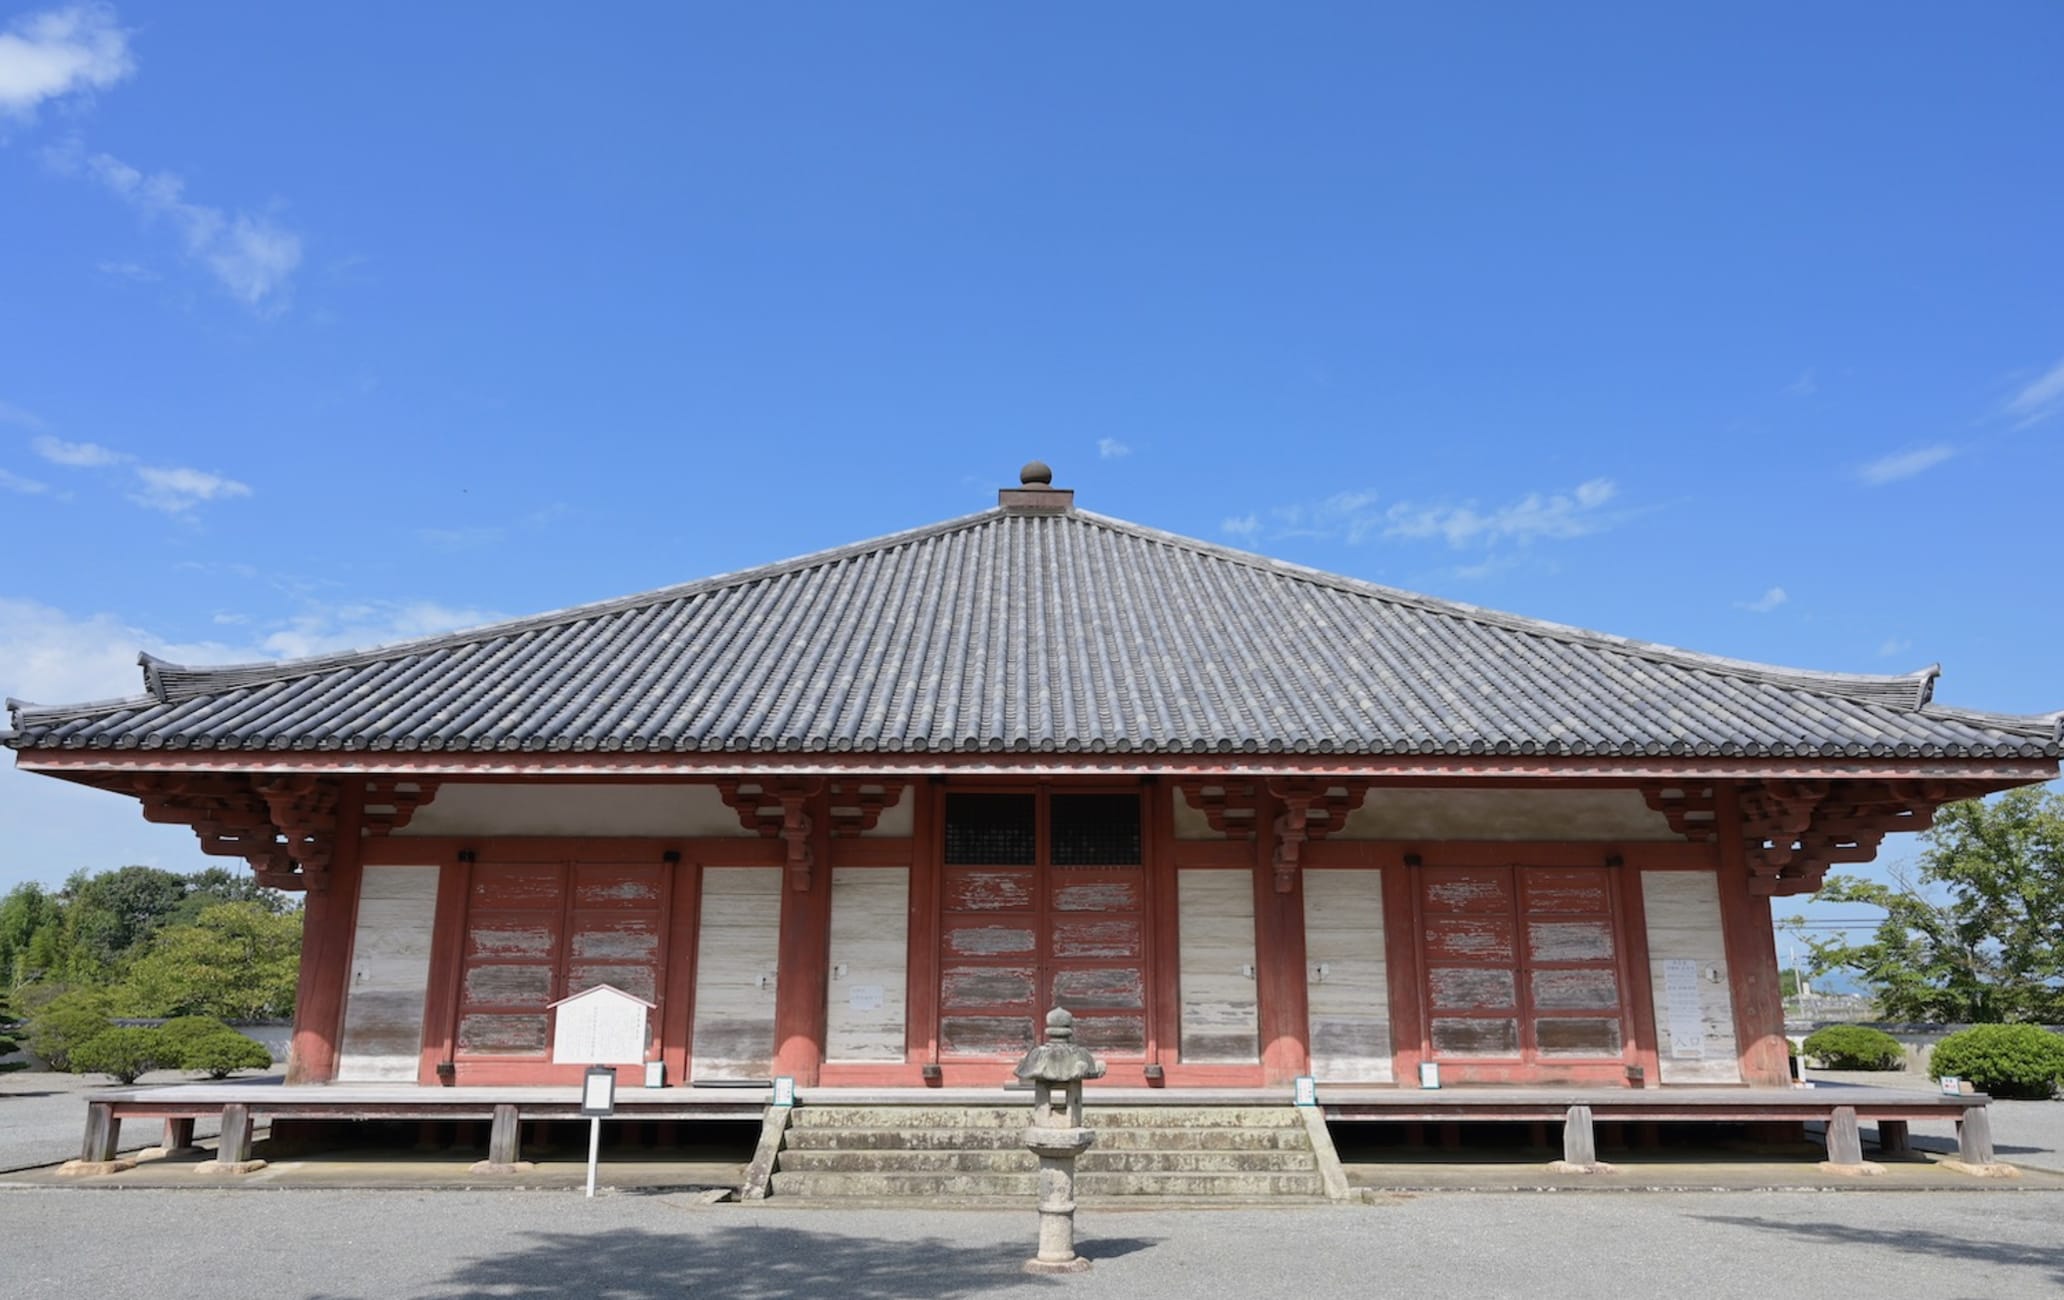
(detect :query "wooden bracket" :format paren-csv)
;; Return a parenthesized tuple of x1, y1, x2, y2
(130, 773, 339, 892)
(718, 779, 826, 890)
(1736, 779, 1980, 895)
(362, 778, 441, 836)
(1264, 779, 1370, 893)
(1639, 782, 1719, 843)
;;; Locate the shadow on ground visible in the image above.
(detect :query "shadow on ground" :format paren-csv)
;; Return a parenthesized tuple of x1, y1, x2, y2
(394, 1225, 1161, 1299)
(1698, 1216, 2064, 1288)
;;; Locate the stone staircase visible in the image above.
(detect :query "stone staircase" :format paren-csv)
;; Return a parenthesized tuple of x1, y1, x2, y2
(767, 1104, 1327, 1200)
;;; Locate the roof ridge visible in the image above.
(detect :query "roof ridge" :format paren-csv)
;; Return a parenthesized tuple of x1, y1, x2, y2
(1070, 509, 1940, 711)
(137, 506, 1012, 703)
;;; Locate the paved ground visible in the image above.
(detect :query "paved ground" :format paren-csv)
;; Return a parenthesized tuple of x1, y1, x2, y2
(0, 1070, 248, 1172)
(1, 1186, 2060, 1298)
(1810, 1069, 2064, 1173)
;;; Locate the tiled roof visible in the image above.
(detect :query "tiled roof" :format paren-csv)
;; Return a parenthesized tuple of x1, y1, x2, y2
(7, 505, 2059, 759)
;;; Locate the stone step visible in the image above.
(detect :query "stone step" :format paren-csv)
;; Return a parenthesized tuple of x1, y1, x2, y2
(782, 1125, 1311, 1152)
(766, 1170, 1327, 1199)
(775, 1147, 1318, 1175)
(785, 1106, 1302, 1130)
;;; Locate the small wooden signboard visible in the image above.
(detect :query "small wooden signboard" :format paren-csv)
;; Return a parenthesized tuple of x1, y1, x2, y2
(550, 984, 655, 1066)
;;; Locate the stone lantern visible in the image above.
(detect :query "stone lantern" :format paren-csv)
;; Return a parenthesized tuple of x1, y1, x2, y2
(1014, 1007, 1105, 1275)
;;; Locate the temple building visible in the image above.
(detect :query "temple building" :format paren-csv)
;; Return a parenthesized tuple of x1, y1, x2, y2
(9, 464, 2059, 1101)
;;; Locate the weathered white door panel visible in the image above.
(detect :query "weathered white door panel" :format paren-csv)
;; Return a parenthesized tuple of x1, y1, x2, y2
(825, 867, 909, 1061)
(690, 866, 783, 1081)
(336, 865, 440, 1082)
(1642, 871, 1742, 1084)
(1304, 868, 1393, 1082)
(1177, 870, 1260, 1064)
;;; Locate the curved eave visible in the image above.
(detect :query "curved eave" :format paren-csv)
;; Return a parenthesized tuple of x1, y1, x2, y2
(13, 744, 2059, 785)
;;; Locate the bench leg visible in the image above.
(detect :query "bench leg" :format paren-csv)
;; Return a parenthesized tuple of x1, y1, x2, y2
(1823, 1106, 1864, 1166)
(220, 1104, 254, 1163)
(1814, 1106, 1884, 1175)
(194, 1103, 267, 1174)
(1957, 1107, 1995, 1166)
(81, 1103, 121, 1163)
(468, 1104, 535, 1174)
(149, 1117, 202, 1157)
(1876, 1119, 1910, 1155)
(1550, 1104, 1608, 1172)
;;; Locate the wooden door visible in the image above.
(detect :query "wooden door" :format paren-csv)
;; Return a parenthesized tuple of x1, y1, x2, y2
(690, 866, 782, 1081)
(1419, 866, 1629, 1082)
(336, 865, 439, 1081)
(936, 791, 1148, 1061)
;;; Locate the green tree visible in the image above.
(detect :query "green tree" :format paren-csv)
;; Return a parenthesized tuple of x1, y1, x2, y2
(1802, 788, 2064, 1023)
(58, 866, 192, 981)
(0, 883, 62, 988)
(117, 902, 301, 1021)
(167, 867, 296, 926)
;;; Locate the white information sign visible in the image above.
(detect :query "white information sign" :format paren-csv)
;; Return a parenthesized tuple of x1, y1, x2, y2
(551, 985, 654, 1065)
(1662, 959, 1706, 1060)
(848, 984, 885, 1012)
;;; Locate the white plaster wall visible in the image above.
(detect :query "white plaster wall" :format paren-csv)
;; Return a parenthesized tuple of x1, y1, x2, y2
(1642, 870, 1743, 1085)
(397, 783, 753, 837)
(1336, 788, 1677, 841)
(335, 865, 440, 1082)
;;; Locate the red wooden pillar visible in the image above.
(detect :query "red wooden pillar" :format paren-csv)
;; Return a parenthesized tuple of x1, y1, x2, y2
(286, 779, 365, 1085)
(414, 849, 474, 1085)
(772, 788, 834, 1085)
(1384, 850, 1427, 1088)
(1715, 782, 1790, 1087)
(1252, 787, 1311, 1085)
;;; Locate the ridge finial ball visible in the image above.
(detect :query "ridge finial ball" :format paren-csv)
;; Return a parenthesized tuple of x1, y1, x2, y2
(1020, 460, 1053, 487)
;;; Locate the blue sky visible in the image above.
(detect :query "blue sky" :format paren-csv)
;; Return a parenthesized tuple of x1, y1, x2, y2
(1, 3, 2058, 955)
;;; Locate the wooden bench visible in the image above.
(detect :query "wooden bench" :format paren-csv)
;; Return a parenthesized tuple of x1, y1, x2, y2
(79, 1084, 770, 1171)
(1317, 1085, 1997, 1170)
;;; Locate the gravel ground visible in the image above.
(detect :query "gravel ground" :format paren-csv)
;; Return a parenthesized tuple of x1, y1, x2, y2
(0, 1071, 245, 1172)
(0, 1186, 2059, 1299)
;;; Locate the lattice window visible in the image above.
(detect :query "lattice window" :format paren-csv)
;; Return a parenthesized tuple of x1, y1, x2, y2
(1050, 793, 1141, 867)
(943, 793, 1037, 865)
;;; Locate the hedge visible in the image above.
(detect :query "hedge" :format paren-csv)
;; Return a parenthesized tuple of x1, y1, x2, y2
(1802, 1024, 1905, 1071)
(1929, 1025, 2064, 1100)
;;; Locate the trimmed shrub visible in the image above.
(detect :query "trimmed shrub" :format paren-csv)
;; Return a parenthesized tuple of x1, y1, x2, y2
(1929, 1025, 2064, 1100)
(179, 1027, 273, 1079)
(70, 1026, 173, 1084)
(27, 999, 113, 1072)
(1802, 1024, 1905, 1071)
(158, 1015, 232, 1057)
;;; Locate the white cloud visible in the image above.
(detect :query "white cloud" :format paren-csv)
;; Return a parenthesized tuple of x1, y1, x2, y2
(32, 433, 124, 466)
(1878, 637, 1912, 658)
(2004, 355, 2064, 429)
(1381, 478, 1618, 548)
(95, 258, 156, 281)
(129, 464, 253, 513)
(255, 600, 501, 661)
(0, 467, 49, 494)
(50, 143, 303, 308)
(1097, 438, 1131, 459)
(1857, 444, 1954, 486)
(0, 593, 501, 889)
(1735, 586, 1788, 614)
(1221, 513, 1260, 541)
(0, 4, 133, 123)
(0, 398, 47, 430)
(1786, 369, 1818, 397)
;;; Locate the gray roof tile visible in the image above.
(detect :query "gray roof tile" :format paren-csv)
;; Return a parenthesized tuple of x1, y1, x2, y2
(7, 506, 2060, 759)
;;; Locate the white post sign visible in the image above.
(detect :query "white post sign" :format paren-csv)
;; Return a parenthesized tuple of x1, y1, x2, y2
(580, 1066, 617, 1198)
